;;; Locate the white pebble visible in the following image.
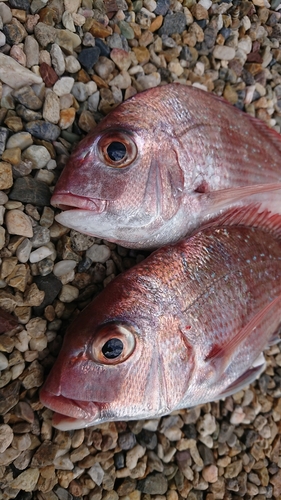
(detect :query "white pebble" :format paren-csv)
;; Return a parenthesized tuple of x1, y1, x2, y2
(86, 244, 111, 263)
(14, 330, 30, 352)
(126, 444, 146, 470)
(0, 32, 6, 47)
(0, 352, 8, 370)
(213, 45, 236, 61)
(65, 55, 81, 73)
(0, 191, 8, 205)
(53, 260, 77, 277)
(29, 246, 53, 263)
(87, 463, 104, 485)
(230, 406, 246, 425)
(53, 77, 75, 97)
(11, 362, 25, 379)
(59, 284, 79, 303)
(29, 336, 48, 351)
(199, 0, 212, 9)
(143, 0, 157, 11)
(22, 145, 51, 169)
(88, 91, 100, 112)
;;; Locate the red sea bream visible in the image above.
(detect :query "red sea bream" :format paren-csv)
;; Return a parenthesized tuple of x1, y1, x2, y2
(40, 206, 281, 430)
(52, 84, 281, 248)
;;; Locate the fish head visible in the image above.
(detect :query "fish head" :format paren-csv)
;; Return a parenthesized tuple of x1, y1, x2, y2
(40, 271, 194, 429)
(51, 87, 185, 248)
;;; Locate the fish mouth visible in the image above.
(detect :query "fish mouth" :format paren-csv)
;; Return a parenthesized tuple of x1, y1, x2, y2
(40, 386, 100, 430)
(51, 193, 106, 213)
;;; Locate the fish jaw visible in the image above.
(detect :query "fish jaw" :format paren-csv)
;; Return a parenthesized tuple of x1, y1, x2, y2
(40, 385, 100, 429)
(51, 193, 106, 213)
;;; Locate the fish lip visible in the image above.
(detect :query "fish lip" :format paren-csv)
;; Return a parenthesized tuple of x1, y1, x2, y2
(51, 193, 106, 213)
(40, 386, 100, 422)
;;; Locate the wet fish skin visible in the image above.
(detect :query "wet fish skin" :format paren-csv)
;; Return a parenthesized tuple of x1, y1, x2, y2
(40, 207, 281, 430)
(52, 84, 281, 249)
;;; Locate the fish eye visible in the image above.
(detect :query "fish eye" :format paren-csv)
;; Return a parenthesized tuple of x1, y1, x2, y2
(91, 322, 136, 365)
(97, 130, 137, 168)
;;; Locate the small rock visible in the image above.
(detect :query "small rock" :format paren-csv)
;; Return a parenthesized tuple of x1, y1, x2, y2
(22, 145, 51, 169)
(10, 468, 40, 492)
(78, 110, 96, 133)
(4, 115, 23, 133)
(0, 3, 12, 24)
(137, 474, 168, 494)
(202, 465, 218, 483)
(65, 55, 81, 73)
(154, 0, 170, 15)
(0, 424, 13, 452)
(59, 284, 79, 302)
(43, 91, 61, 124)
(5, 209, 33, 237)
(50, 43, 66, 76)
(30, 226, 50, 248)
(16, 104, 43, 122)
(24, 35, 40, 68)
(88, 463, 105, 485)
(59, 108, 76, 129)
(0, 380, 21, 416)
(213, 45, 236, 60)
(71, 81, 89, 102)
(0, 127, 9, 156)
(86, 244, 111, 263)
(53, 260, 77, 277)
(55, 28, 81, 53)
(25, 120, 61, 141)
(53, 76, 75, 96)
(110, 48, 131, 71)
(6, 131, 33, 150)
(29, 246, 53, 263)
(39, 62, 59, 88)
(9, 177, 51, 206)
(94, 56, 115, 79)
(78, 47, 101, 72)
(136, 72, 161, 90)
(159, 12, 186, 35)
(0, 161, 13, 189)
(0, 53, 42, 89)
(34, 22, 57, 48)
(2, 147, 21, 165)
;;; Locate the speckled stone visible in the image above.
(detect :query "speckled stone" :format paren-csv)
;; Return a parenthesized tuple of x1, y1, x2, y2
(137, 474, 168, 494)
(0, 54, 42, 89)
(25, 120, 61, 141)
(159, 12, 186, 35)
(0, 161, 13, 189)
(9, 176, 51, 206)
(0, 127, 9, 156)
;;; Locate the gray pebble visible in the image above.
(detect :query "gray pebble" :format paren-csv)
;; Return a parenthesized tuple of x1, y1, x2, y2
(71, 82, 89, 102)
(30, 226, 50, 248)
(25, 120, 61, 141)
(13, 86, 43, 111)
(6, 131, 33, 150)
(0, 127, 9, 156)
(9, 177, 51, 206)
(118, 432, 137, 450)
(16, 238, 32, 263)
(16, 104, 42, 122)
(137, 473, 168, 494)
(24, 36, 39, 68)
(86, 244, 111, 263)
(50, 43, 66, 76)
(159, 12, 187, 36)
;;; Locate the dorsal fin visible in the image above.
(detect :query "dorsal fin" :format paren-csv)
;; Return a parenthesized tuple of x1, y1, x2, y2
(198, 203, 281, 240)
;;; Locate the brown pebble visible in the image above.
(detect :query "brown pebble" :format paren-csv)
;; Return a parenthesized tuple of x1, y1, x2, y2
(39, 62, 59, 87)
(2, 147, 21, 165)
(149, 15, 163, 32)
(77, 68, 91, 83)
(89, 19, 113, 38)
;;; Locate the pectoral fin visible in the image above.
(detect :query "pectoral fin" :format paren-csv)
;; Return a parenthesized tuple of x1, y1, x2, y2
(215, 360, 266, 400)
(200, 182, 281, 217)
(205, 294, 281, 376)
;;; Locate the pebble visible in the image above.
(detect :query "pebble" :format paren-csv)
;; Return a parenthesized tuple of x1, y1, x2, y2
(5, 209, 33, 237)
(2, 147, 21, 165)
(86, 463, 104, 485)
(50, 43, 66, 77)
(29, 246, 53, 263)
(9, 467, 40, 491)
(213, 45, 236, 60)
(10, 176, 50, 206)
(0, 54, 42, 89)
(86, 244, 111, 263)
(43, 91, 61, 124)
(53, 76, 75, 97)
(39, 62, 59, 88)
(78, 47, 101, 71)
(159, 12, 186, 35)
(6, 131, 33, 150)
(0, 3, 12, 24)
(22, 145, 51, 169)
(0, 161, 13, 189)
(59, 284, 79, 302)
(0, 127, 9, 156)
(65, 55, 81, 73)
(71, 82, 89, 102)
(25, 120, 61, 141)
(0, 424, 13, 453)
(137, 474, 168, 494)
(24, 35, 40, 68)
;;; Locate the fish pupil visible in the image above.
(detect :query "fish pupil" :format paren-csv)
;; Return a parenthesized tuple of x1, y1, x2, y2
(107, 142, 127, 162)
(102, 338, 123, 359)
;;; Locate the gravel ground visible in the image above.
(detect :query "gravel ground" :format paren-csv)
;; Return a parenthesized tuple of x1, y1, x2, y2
(0, 0, 281, 498)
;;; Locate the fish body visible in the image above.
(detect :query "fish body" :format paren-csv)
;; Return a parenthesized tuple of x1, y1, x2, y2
(40, 207, 281, 430)
(52, 84, 281, 249)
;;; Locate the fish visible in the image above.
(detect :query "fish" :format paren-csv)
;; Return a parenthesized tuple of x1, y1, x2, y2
(40, 204, 281, 430)
(51, 83, 281, 249)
